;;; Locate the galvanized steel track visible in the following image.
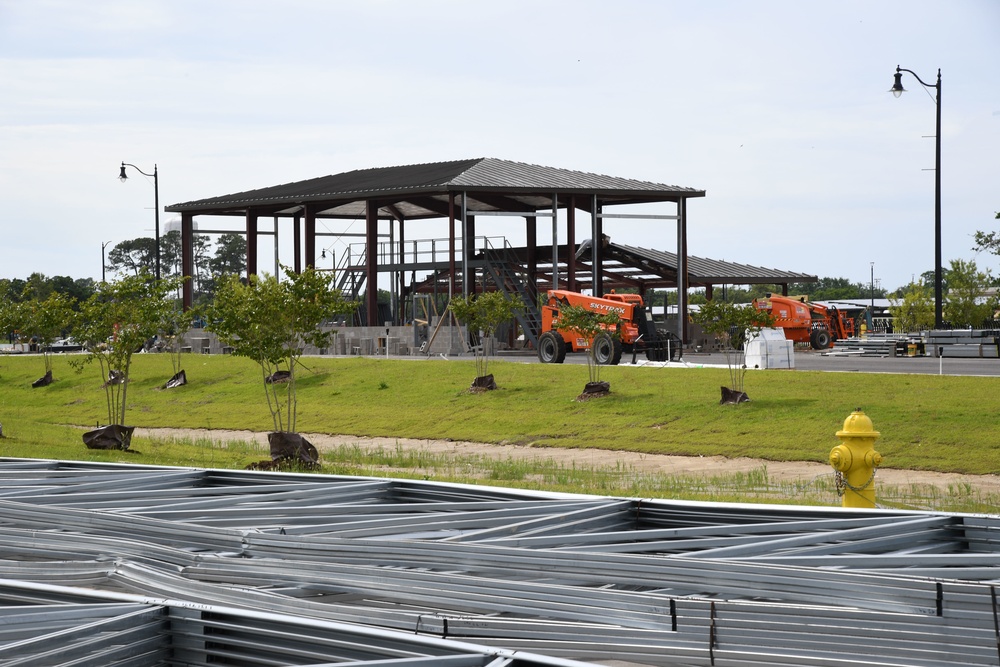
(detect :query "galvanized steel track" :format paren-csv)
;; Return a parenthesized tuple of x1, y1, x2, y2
(0, 458, 997, 666)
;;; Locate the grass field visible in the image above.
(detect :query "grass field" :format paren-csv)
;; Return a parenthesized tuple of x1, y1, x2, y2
(0, 352, 997, 510)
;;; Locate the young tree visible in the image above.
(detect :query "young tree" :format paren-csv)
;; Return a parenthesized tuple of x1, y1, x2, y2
(0, 298, 25, 351)
(449, 291, 523, 389)
(889, 281, 935, 333)
(944, 258, 994, 328)
(553, 303, 622, 395)
(72, 271, 185, 449)
(17, 291, 78, 385)
(690, 300, 774, 404)
(208, 267, 355, 458)
(157, 303, 197, 388)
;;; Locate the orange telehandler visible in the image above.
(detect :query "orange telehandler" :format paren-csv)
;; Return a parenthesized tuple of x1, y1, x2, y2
(536, 289, 680, 364)
(751, 294, 855, 350)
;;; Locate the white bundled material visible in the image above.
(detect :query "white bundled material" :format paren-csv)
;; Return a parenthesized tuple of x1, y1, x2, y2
(744, 328, 795, 369)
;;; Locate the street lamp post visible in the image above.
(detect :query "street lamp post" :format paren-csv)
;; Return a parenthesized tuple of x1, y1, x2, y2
(101, 240, 112, 283)
(118, 162, 160, 280)
(870, 261, 875, 312)
(891, 65, 942, 329)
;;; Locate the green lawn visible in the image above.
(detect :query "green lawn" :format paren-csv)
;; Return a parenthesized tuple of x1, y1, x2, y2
(1, 352, 997, 476)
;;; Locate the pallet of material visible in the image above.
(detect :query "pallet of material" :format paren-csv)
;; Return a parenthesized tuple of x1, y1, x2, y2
(937, 344, 1000, 358)
(924, 329, 1000, 345)
(826, 338, 899, 357)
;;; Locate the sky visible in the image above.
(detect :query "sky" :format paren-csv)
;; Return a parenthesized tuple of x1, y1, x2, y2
(1, 0, 998, 293)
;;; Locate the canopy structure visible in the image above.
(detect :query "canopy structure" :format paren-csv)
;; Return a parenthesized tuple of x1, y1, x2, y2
(166, 158, 812, 343)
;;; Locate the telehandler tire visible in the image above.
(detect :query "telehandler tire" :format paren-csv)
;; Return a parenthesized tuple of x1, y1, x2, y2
(537, 331, 567, 363)
(593, 333, 623, 365)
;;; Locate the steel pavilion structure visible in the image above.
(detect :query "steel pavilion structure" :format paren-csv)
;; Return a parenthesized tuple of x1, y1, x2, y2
(165, 159, 814, 345)
(0, 458, 998, 666)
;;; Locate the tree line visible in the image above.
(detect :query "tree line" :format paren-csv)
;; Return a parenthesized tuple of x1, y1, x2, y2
(6, 209, 1000, 334)
(106, 231, 246, 303)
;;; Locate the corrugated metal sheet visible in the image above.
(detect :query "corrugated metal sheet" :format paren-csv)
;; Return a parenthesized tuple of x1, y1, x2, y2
(609, 243, 817, 284)
(166, 158, 705, 215)
(0, 459, 998, 666)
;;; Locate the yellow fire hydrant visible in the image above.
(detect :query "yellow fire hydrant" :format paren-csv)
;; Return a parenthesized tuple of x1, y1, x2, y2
(829, 409, 882, 508)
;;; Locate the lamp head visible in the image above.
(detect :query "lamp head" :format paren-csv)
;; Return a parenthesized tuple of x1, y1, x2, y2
(118, 163, 128, 182)
(890, 69, 905, 98)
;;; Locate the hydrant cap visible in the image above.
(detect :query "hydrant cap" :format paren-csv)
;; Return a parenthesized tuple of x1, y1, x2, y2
(836, 409, 880, 439)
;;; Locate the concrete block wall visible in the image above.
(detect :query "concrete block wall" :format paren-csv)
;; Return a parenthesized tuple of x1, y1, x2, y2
(180, 325, 459, 357)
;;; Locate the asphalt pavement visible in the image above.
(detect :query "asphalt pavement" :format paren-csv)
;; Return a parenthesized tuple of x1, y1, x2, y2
(501, 348, 1000, 376)
(679, 349, 1000, 376)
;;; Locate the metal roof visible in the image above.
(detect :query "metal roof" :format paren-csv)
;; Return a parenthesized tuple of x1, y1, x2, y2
(605, 242, 817, 287)
(165, 158, 706, 219)
(0, 458, 998, 666)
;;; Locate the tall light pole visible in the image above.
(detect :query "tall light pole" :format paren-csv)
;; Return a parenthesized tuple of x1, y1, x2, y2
(101, 240, 112, 283)
(118, 162, 160, 280)
(870, 261, 875, 312)
(891, 65, 942, 329)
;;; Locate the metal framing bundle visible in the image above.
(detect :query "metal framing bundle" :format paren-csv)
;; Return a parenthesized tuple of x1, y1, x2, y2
(0, 458, 998, 666)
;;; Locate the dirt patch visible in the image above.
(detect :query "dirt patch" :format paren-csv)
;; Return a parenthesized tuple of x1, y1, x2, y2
(133, 427, 1000, 496)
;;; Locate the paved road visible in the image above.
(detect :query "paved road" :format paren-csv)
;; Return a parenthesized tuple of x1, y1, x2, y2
(686, 350, 1000, 377)
(502, 349, 1000, 376)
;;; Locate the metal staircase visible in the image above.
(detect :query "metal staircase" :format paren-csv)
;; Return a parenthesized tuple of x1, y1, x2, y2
(482, 240, 541, 349)
(330, 236, 543, 348)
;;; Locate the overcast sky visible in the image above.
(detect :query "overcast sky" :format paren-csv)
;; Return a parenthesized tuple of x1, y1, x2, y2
(1, 0, 997, 293)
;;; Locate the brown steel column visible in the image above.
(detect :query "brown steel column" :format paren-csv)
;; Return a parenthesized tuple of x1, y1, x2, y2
(526, 215, 537, 294)
(677, 198, 689, 346)
(304, 205, 316, 270)
(397, 218, 405, 326)
(246, 209, 258, 280)
(293, 213, 302, 274)
(592, 197, 603, 296)
(448, 194, 457, 296)
(365, 200, 378, 325)
(464, 213, 475, 296)
(566, 198, 576, 292)
(181, 212, 194, 310)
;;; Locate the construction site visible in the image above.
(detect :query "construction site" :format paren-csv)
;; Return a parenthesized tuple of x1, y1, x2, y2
(0, 159, 948, 666)
(165, 158, 816, 357)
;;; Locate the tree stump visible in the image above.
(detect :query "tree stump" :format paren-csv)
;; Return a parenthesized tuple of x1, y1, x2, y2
(83, 424, 135, 450)
(163, 369, 187, 389)
(720, 386, 750, 404)
(578, 381, 611, 400)
(31, 370, 53, 388)
(266, 431, 320, 467)
(470, 374, 498, 391)
(265, 370, 292, 384)
(102, 370, 125, 388)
